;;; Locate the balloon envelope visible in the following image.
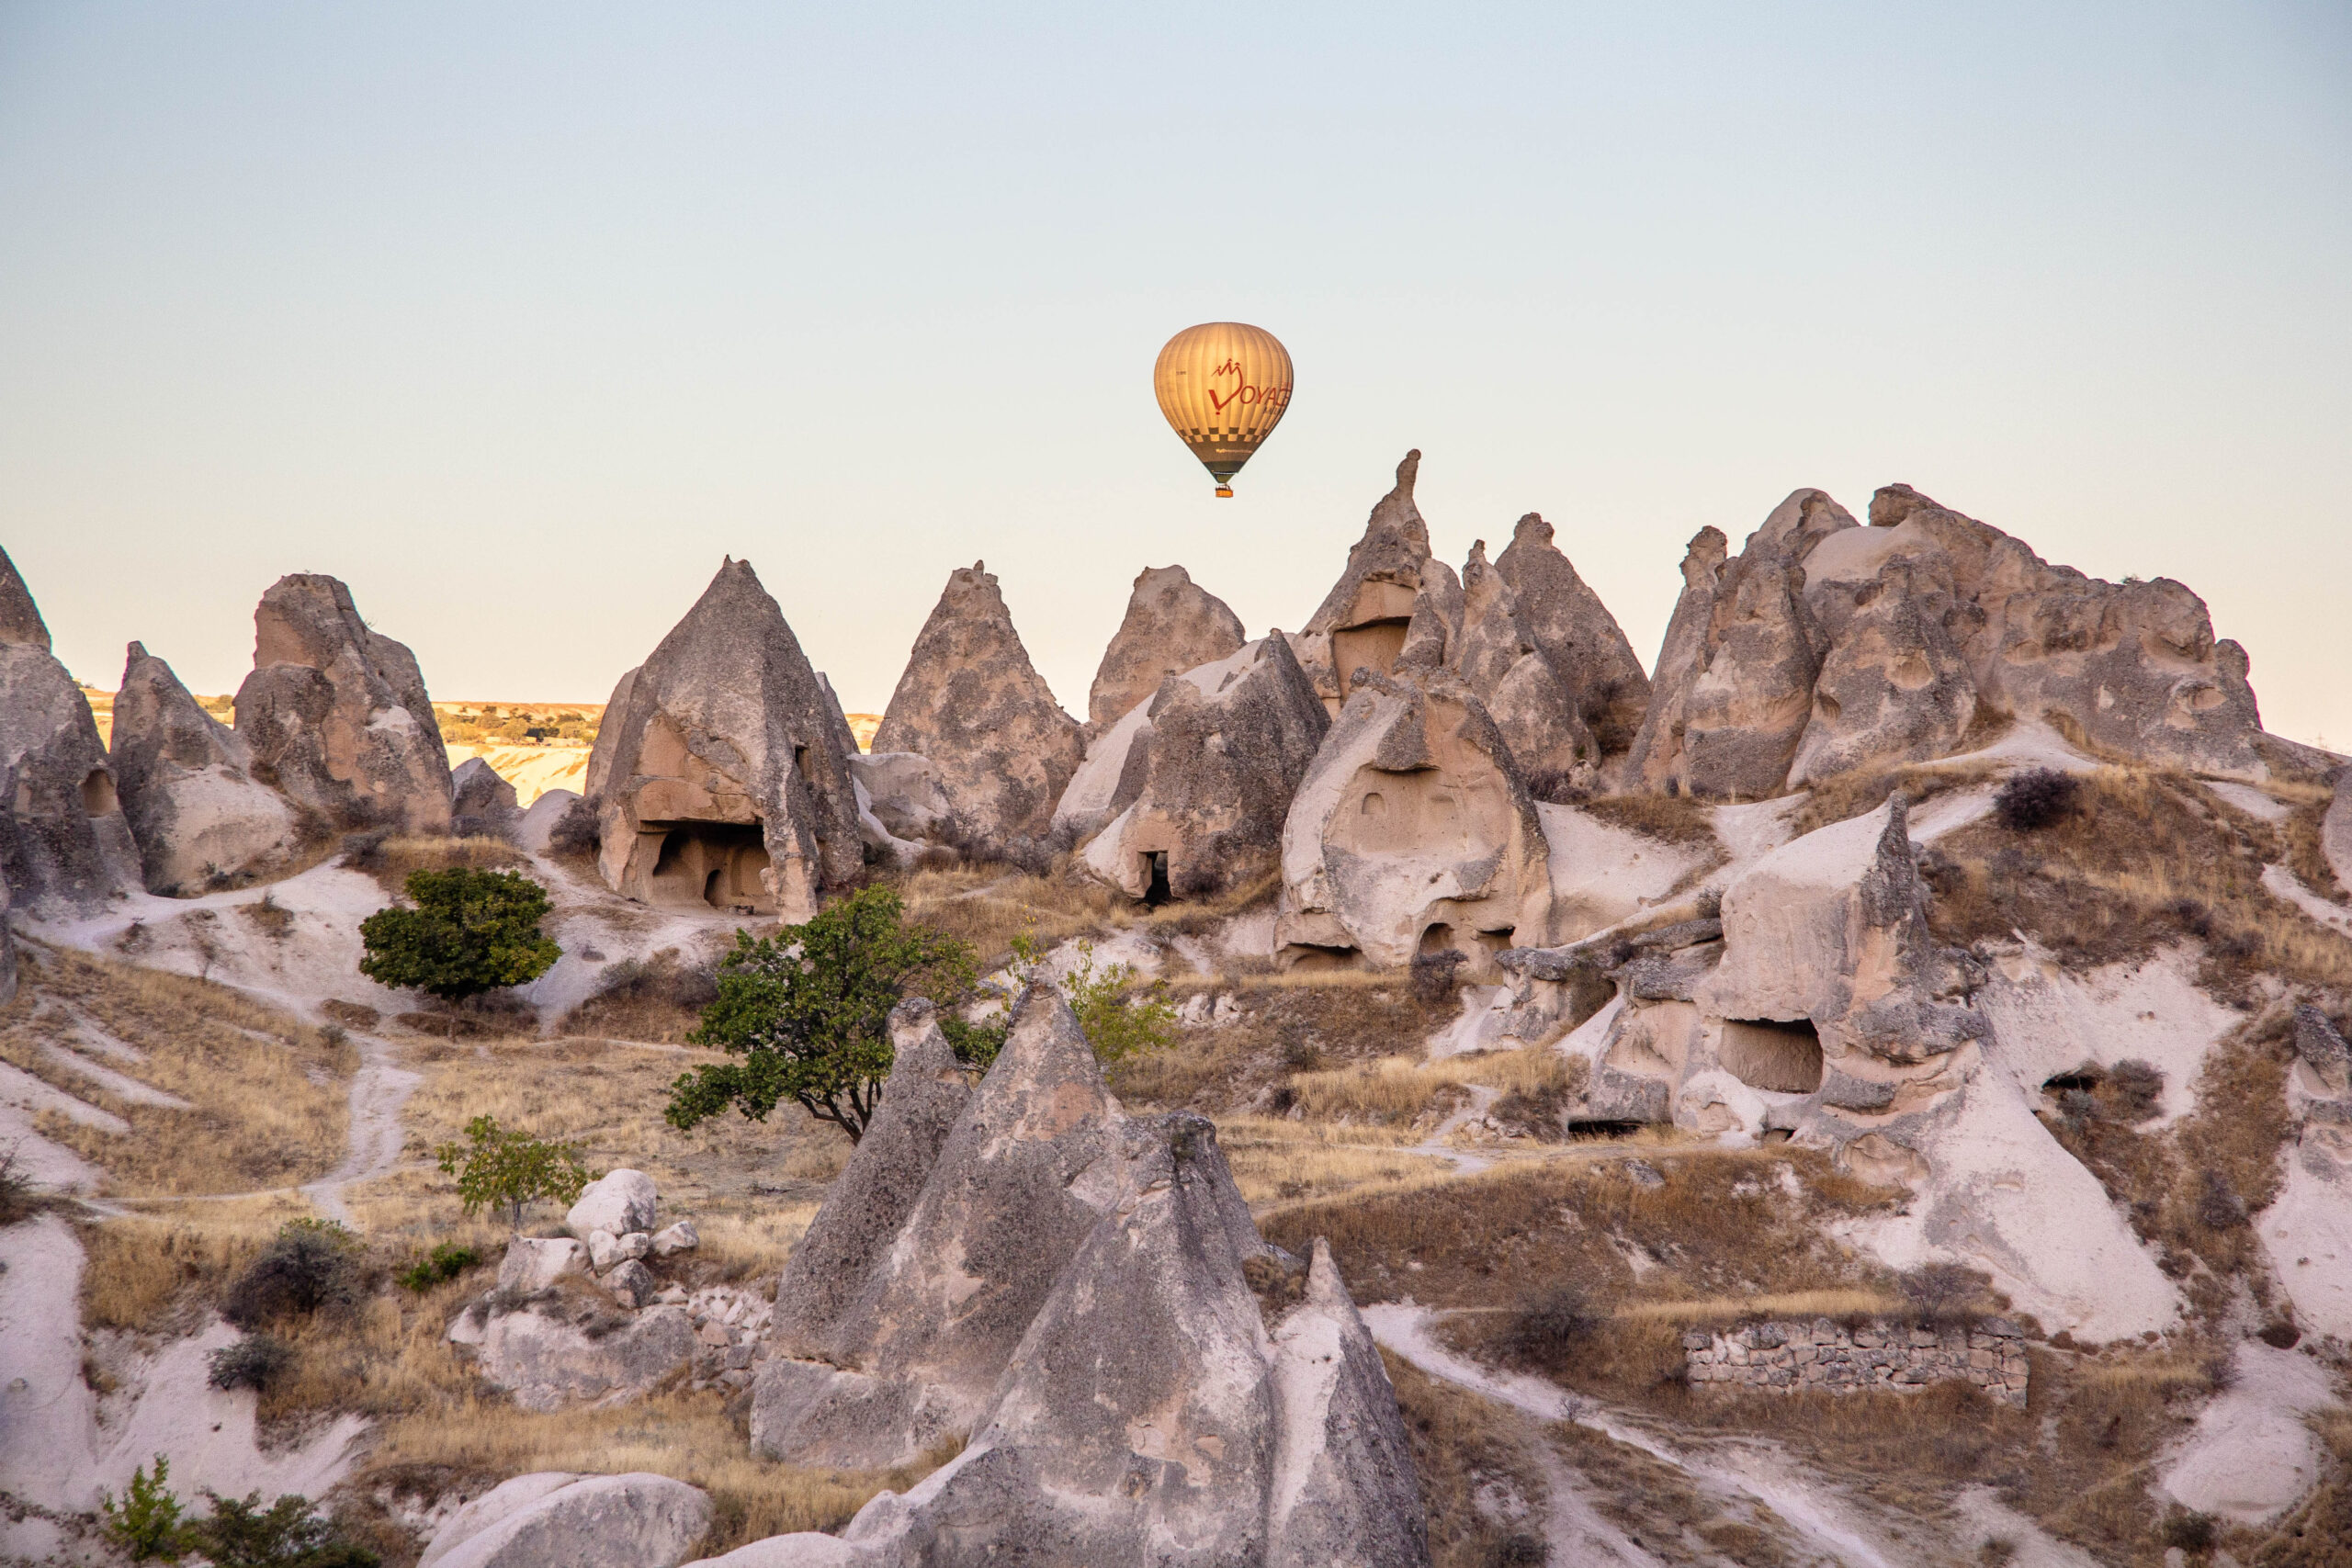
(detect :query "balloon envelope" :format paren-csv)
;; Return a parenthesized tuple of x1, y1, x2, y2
(1153, 322, 1294, 496)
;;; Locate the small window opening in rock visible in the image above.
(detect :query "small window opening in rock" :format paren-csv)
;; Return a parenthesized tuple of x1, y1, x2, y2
(1758, 1127, 1794, 1145)
(1566, 1119, 1645, 1140)
(1720, 1018, 1825, 1094)
(794, 745, 815, 786)
(1143, 851, 1171, 908)
(80, 770, 119, 817)
(1361, 791, 1386, 818)
(1418, 922, 1455, 956)
(2042, 1070, 2102, 1095)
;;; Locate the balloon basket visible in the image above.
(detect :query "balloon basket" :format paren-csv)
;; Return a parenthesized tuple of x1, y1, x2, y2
(1216, 486, 1234, 499)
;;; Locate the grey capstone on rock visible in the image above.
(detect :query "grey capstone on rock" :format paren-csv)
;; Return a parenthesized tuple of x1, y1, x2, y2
(231, 572, 454, 834)
(1085, 564, 1247, 730)
(110, 642, 303, 895)
(874, 562, 1083, 849)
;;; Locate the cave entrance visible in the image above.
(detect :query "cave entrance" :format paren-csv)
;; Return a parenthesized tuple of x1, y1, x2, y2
(1719, 1018, 1825, 1094)
(1332, 620, 1411, 697)
(1141, 850, 1172, 908)
(81, 770, 119, 817)
(1565, 1119, 1645, 1141)
(647, 821, 775, 914)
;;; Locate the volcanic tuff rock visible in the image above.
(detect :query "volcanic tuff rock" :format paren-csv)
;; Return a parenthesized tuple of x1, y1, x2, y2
(1445, 540, 1595, 782)
(417, 1472, 713, 1568)
(752, 982, 1126, 1468)
(1494, 511, 1654, 757)
(1086, 564, 1247, 730)
(1074, 636, 1330, 900)
(767, 1001, 970, 1361)
(0, 547, 140, 909)
(724, 1051, 1426, 1566)
(874, 562, 1082, 848)
(231, 573, 454, 834)
(110, 643, 303, 896)
(0, 864, 16, 1007)
(449, 756, 521, 839)
(1276, 668, 1554, 973)
(1297, 451, 1438, 711)
(589, 558, 862, 924)
(1623, 525, 1732, 793)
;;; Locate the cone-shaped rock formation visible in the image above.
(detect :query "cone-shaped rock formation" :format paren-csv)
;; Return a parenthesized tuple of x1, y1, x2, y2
(1086, 565, 1246, 730)
(112, 642, 302, 894)
(0, 547, 140, 909)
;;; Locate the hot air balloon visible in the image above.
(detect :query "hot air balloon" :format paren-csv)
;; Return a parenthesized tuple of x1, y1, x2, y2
(1153, 322, 1294, 497)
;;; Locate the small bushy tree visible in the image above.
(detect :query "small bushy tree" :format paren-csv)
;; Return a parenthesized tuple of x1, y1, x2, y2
(358, 868, 560, 1007)
(222, 1220, 360, 1328)
(433, 1115, 593, 1229)
(997, 933, 1177, 1066)
(667, 886, 989, 1142)
(101, 1455, 187, 1562)
(1993, 768, 2082, 832)
(188, 1490, 379, 1567)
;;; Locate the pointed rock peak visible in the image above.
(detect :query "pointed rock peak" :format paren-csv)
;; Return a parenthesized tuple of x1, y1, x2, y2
(126, 639, 150, 663)
(1305, 1236, 1350, 1308)
(1870, 483, 1943, 528)
(1682, 525, 1731, 583)
(984, 979, 1114, 1114)
(1511, 512, 1553, 547)
(1465, 539, 1490, 570)
(1365, 449, 1429, 543)
(1393, 448, 1420, 496)
(1751, 488, 1860, 560)
(0, 546, 51, 650)
(888, 997, 961, 1077)
(1086, 564, 1247, 728)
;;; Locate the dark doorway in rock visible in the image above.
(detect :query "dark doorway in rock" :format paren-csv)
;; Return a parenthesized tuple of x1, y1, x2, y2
(1758, 1127, 1794, 1145)
(647, 821, 775, 914)
(2043, 1070, 2102, 1095)
(1566, 1119, 1645, 1140)
(1719, 1018, 1825, 1094)
(81, 770, 119, 817)
(1142, 851, 1171, 908)
(1418, 922, 1455, 956)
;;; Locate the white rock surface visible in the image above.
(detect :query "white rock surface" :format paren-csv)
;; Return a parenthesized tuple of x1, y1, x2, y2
(652, 1220, 699, 1257)
(2157, 1343, 2337, 1526)
(1535, 801, 1713, 943)
(2259, 1125, 2352, 1339)
(498, 1236, 590, 1292)
(568, 1168, 658, 1238)
(421, 1472, 712, 1568)
(1975, 945, 2236, 1126)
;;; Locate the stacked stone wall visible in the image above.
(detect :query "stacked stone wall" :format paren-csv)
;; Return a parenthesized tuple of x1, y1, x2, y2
(1683, 1317, 2028, 1407)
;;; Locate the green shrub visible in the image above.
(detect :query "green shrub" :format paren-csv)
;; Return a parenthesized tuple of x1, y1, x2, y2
(1057, 940, 1177, 1065)
(187, 1490, 379, 1567)
(100, 1454, 187, 1561)
(207, 1332, 293, 1393)
(222, 1221, 359, 1328)
(432, 1116, 592, 1230)
(358, 868, 560, 1005)
(394, 1242, 482, 1292)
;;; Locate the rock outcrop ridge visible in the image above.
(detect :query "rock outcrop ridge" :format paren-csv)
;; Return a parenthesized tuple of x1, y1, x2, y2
(0, 547, 140, 909)
(1275, 669, 1553, 972)
(232, 573, 453, 834)
(588, 559, 863, 923)
(737, 983, 1428, 1567)
(1296, 452, 1437, 712)
(874, 563, 1082, 851)
(1086, 564, 1246, 730)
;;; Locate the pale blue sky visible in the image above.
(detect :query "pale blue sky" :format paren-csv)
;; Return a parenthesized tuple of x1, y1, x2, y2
(4, 4, 2347, 741)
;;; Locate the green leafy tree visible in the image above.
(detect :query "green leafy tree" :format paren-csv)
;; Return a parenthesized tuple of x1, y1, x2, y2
(358, 869, 560, 1010)
(101, 1454, 187, 1562)
(432, 1115, 593, 1230)
(187, 1490, 379, 1568)
(1019, 936, 1177, 1065)
(667, 886, 989, 1142)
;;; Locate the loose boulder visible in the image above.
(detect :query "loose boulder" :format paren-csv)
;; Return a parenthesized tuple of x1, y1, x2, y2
(1086, 565, 1246, 730)
(110, 643, 304, 894)
(1074, 636, 1330, 901)
(479, 1303, 697, 1413)
(1275, 669, 1553, 972)
(232, 573, 454, 833)
(1298, 451, 1438, 711)
(589, 559, 863, 923)
(873, 563, 1082, 851)
(0, 547, 140, 909)
(568, 1168, 659, 1239)
(449, 756, 521, 839)
(417, 1472, 712, 1568)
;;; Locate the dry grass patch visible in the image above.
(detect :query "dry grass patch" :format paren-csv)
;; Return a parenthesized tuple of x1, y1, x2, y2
(0, 943, 354, 1196)
(1548, 1420, 1804, 1566)
(1612, 1289, 1900, 1325)
(1788, 755, 2006, 838)
(363, 1391, 951, 1556)
(1928, 765, 2352, 990)
(1261, 1144, 1903, 1329)
(79, 1197, 315, 1332)
(1383, 1352, 1550, 1568)
(347, 833, 526, 896)
(886, 860, 1283, 966)
(1283, 1044, 1583, 1133)
(1114, 977, 1441, 1114)
(1214, 1116, 1450, 1210)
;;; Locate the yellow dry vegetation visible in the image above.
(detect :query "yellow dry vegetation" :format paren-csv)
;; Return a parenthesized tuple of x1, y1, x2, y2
(889, 863, 1282, 964)
(1285, 1043, 1580, 1128)
(352, 834, 527, 897)
(81, 1196, 317, 1332)
(1214, 1116, 1449, 1210)
(1612, 1290, 1900, 1325)
(0, 942, 355, 1197)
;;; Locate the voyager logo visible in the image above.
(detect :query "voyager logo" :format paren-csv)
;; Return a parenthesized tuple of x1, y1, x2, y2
(1206, 357, 1294, 414)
